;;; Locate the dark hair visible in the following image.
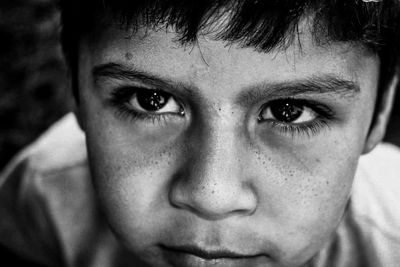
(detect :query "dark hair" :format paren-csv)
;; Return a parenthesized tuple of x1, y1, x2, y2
(59, 0, 400, 98)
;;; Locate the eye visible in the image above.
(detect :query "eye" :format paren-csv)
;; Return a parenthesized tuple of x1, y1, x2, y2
(128, 89, 183, 115)
(109, 87, 186, 124)
(258, 99, 317, 124)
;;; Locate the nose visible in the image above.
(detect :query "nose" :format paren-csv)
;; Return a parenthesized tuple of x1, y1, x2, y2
(168, 117, 258, 220)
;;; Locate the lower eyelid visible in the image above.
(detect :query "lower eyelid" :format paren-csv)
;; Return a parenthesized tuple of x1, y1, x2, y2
(113, 102, 186, 126)
(114, 106, 168, 124)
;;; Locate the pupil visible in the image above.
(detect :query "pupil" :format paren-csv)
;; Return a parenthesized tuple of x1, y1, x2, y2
(270, 101, 303, 122)
(137, 90, 168, 111)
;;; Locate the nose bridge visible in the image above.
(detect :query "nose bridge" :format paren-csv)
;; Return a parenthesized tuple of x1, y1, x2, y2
(194, 120, 239, 195)
(169, 114, 257, 220)
(202, 116, 237, 175)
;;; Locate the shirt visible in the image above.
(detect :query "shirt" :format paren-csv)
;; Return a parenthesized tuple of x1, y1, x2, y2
(0, 113, 399, 267)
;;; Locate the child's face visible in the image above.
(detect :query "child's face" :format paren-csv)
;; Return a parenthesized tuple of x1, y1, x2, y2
(77, 17, 380, 267)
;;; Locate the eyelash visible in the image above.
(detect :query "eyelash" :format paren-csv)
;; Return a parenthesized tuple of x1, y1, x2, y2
(108, 87, 335, 137)
(268, 117, 331, 138)
(115, 104, 172, 124)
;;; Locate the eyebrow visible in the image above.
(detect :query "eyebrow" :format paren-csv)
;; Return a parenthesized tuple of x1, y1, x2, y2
(237, 75, 360, 107)
(93, 62, 360, 105)
(93, 62, 197, 98)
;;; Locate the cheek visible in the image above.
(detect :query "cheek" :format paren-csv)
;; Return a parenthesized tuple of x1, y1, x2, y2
(83, 102, 184, 251)
(251, 134, 361, 263)
(86, 131, 180, 252)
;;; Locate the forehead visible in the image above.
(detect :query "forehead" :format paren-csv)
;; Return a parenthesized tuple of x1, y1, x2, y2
(86, 23, 378, 91)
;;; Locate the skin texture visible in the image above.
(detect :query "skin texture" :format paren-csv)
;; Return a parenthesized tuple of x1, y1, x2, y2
(76, 17, 388, 267)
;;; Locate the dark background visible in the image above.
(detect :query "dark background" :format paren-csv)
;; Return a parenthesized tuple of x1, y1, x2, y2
(0, 0, 71, 172)
(0, 0, 70, 265)
(0, 0, 399, 266)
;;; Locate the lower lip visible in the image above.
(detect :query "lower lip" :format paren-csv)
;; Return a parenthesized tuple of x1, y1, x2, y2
(161, 247, 270, 267)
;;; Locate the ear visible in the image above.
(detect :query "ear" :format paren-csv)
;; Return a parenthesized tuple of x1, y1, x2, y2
(73, 103, 86, 132)
(68, 65, 86, 132)
(363, 75, 398, 154)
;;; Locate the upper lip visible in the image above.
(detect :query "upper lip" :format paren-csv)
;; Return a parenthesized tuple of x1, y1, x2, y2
(161, 244, 262, 260)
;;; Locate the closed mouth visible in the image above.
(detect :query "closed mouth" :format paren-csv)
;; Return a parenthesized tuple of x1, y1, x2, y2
(161, 244, 258, 260)
(160, 244, 270, 267)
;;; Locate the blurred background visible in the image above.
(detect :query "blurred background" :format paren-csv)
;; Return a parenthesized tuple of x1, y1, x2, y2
(0, 1, 70, 264)
(0, 0, 398, 265)
(0, 0, 71, 172)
